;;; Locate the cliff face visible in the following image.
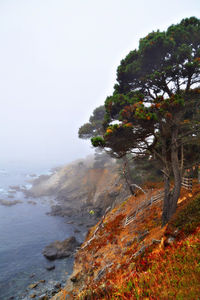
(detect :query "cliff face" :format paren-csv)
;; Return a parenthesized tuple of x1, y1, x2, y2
(27, 156, 129, 216)
(51, 181, 200, 299)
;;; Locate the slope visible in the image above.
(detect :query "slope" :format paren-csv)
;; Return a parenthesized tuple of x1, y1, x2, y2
(52, 181, 200, 299)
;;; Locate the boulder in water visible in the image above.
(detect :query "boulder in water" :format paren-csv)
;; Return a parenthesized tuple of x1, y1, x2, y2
(43, 236, 81, 260)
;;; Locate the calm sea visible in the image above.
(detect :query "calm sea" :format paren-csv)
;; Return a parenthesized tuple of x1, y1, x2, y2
(0, 164, 84, 300)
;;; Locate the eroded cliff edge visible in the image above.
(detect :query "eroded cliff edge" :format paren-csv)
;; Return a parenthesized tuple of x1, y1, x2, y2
(26, 155, 129, 225)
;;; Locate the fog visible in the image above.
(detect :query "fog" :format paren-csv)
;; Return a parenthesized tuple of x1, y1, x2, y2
(0, 0, 199, 168)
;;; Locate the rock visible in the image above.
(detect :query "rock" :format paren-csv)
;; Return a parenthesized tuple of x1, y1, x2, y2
(43, 236, 81, 260)
(70, 275, 78, 283)
(46, 264, 55, 271)
(51, 290, 58, 296)
(0, 199, 22, 206)
(54, 282, 61, 289)
(30, 293, 36, 298)
(27, 200, 37, 205)
(70, 270, 82, 283)
(28, 282, 38, 289)
(9, 185, 21, 191)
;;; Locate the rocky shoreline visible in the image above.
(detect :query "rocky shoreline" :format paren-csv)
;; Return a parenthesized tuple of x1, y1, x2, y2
(15, 197, 103, 300)
(20, 215, 98, 300)
(18, 157, 129, 300)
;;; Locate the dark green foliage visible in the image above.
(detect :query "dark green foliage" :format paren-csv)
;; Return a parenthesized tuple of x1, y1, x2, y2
(91, 136, 106, 147)
(115, 17, 200, 97)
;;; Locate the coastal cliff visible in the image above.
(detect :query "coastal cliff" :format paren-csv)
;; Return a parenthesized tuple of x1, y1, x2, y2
(25, 158, 200, 299)
(27, 155, 129, 225)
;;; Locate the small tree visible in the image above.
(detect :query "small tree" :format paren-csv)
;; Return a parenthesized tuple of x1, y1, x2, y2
(92, 17, 200, 225)
(78, 105, 111, 168)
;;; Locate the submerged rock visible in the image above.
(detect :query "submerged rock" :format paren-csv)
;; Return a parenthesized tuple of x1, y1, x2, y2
(27, 200, 37, 205)
(43, 236, 81, 260)
(28, 282, 38, 289)
(0, 199, 22, 206)
(46, 264, 55, 271)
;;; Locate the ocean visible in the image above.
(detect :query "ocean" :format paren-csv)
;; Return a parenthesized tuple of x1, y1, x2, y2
(0, 164, 84, 299)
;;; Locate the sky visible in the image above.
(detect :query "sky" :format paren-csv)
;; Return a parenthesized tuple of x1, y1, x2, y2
(0, 0, 199, 168)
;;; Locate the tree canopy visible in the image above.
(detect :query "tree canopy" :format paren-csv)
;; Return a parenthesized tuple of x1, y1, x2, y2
(91, 17, 200, 224)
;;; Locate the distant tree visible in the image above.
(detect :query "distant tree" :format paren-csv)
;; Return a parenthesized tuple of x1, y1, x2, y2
(92, 17, 200, 225)
(78, 106, 111, 168)
(78, 106, 105, 139)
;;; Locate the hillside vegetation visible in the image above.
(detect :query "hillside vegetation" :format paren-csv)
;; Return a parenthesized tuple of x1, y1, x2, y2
(52, 182, 200, 299)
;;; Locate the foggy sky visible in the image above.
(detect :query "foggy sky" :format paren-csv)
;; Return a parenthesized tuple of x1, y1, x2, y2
(0, 0, 199, 168)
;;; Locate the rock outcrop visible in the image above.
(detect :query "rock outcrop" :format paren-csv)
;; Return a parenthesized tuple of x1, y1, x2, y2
(26, 155, 129, 218)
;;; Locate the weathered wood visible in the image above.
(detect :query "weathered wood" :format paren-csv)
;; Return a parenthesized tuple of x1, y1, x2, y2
(181, 177, 193, 191)
(125, 177, 192, 227)
(124, 190, 165, 227)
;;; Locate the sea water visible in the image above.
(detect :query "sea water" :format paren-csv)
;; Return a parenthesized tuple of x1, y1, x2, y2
(0, 164, 83, 300)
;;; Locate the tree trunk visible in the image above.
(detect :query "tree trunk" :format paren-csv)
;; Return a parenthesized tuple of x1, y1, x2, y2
(162, 168, 171, 226)
(122, 155, 135, 195)
(162, 127, 181, 226)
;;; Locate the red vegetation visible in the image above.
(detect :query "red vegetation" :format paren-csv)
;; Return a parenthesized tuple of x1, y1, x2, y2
(56, 182, 200, 300)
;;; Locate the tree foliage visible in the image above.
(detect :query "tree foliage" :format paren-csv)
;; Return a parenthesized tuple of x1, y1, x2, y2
(91, 17, 200, 224)
(78, 106, 105, 139)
